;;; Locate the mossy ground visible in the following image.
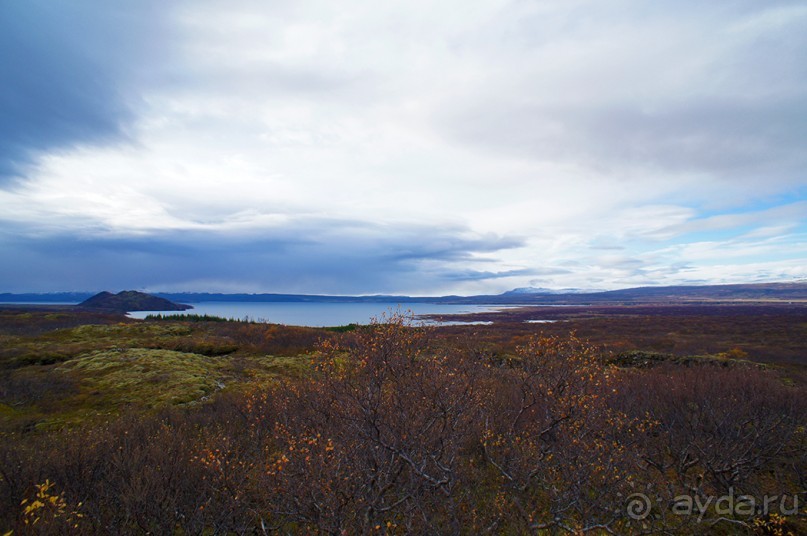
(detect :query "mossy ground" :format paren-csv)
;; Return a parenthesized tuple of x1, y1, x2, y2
(0, 314, 313, 432)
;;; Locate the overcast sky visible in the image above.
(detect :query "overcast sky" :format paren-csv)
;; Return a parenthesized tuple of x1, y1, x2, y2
(1, 0, 805, 294)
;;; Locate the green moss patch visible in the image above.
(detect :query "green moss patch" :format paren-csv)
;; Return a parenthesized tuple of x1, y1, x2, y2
(58, 348, 226, 408)
(0, 312, 315, 432)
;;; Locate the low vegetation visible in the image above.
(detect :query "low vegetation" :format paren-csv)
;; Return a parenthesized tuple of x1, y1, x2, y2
(0, 309, 804, 534)
(144, 313, 238, 322)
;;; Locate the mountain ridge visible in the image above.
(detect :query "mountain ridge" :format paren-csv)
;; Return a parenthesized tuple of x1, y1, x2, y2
(502, 287, 605, 295)
(2, 281, 806, 307)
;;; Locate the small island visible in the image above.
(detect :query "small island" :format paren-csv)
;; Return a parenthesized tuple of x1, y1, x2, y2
(79, 290, 193, 312)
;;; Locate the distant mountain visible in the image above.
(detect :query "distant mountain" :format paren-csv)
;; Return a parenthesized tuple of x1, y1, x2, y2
(79, 291, 192, 312)
(2, 282, 805, 308)
(502, 287, 604, 295)
(154, 282, 807, 305)
(487, 282, 807, 304)
(589, 282, 807, 303)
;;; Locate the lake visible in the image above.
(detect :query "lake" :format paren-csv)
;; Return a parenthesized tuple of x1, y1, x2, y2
(126, 302, 505, 327)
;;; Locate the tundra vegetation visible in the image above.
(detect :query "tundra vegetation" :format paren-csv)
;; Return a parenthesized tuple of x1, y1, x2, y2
(0, 307, 804, 534)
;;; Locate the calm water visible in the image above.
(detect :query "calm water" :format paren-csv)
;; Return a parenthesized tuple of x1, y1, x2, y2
(126, 302, 505, 327)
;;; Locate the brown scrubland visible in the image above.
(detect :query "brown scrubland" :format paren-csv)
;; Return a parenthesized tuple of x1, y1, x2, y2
(0, 306, 804, 534)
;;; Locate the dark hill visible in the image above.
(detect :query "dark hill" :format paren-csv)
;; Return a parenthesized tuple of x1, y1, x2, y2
(80, 291, 192, 312)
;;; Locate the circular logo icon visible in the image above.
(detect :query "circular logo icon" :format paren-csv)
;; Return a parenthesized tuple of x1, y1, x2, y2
(626, 493, 651, 520)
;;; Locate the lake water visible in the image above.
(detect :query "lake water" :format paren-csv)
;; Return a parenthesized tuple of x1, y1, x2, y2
(126, 302, 505, 327)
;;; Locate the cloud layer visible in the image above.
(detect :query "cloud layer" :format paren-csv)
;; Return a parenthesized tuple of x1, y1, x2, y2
(1, 0, 805, 293)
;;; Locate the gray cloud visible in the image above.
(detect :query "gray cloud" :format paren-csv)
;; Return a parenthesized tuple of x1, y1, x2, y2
(439, 268, 536, 282)
(446, 99, 807, 182)
(0, 1, 169, 180)
(0, 220, 524, 294)
(439, 1, 807, 187)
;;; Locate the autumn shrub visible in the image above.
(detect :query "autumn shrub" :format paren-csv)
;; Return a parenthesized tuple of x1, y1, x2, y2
(476, 333, 650, 533)
(614, 363, 806, 532)
(250, 313, 485, 533)
(0, 398, 267, 534)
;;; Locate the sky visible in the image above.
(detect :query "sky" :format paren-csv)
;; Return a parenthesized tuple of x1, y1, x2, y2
(1, 0, 805, 295)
